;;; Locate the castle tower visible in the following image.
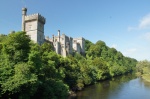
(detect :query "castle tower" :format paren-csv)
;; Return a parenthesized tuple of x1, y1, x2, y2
(22, 8, 46, 45)
(58, 30, 60, 42)
(52, 35, 54, 42)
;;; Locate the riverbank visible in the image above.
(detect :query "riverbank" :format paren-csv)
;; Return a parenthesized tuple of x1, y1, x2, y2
(142, 74, 150, 82)
(135, 72, 150, 83)
(69, 73, 150, 99)
(68, 73, 136, 98)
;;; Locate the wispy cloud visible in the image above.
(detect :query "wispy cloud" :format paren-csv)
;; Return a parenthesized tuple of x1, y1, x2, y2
(139, 14, 150, 29)
(123, 48, 137, 56)
(126, 13, 150, 60)
(111, 44, 117, 48)
(138, 32, 150, 41)
(122, 47, 150, 61)
(127, 27, 137, 31)
(142, 32, 150, 41)
(128, 14, 150, 31)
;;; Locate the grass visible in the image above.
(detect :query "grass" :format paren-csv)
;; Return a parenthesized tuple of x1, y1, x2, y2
(136, 72, 142, 77)
(142, 74, 150, 82)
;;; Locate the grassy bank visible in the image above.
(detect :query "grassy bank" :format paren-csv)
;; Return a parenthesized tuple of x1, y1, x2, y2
(136, 60, 150, 83)
(142, 74, 150, 82)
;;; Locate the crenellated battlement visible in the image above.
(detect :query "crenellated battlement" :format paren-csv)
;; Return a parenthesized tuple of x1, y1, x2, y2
(25, 13, 46, 24)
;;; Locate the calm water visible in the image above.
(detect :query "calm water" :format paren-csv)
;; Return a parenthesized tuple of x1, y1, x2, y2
(69, 73, 150, 99)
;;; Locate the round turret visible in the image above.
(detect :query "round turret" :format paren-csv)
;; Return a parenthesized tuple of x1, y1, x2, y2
(22, 8, 27, 31)
(22, 8, 27, 11)
(22, 8, 27, 15)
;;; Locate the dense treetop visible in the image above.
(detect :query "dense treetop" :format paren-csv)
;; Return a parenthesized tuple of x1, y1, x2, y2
(136, 60, 150, 82)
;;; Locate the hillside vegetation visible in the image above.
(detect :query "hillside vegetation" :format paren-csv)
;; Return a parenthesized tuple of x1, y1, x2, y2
(0, 31, 137, 99)
(136, 60, 150, 82)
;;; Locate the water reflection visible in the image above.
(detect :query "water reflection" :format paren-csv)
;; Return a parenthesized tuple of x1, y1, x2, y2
(69, 73, 150, 99)
(142, 79, 150, 88)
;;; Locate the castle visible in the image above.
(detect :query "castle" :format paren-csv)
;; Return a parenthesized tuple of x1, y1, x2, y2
(22, 8, 85, 57)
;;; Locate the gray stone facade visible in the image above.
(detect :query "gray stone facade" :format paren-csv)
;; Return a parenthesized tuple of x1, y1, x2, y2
(22, 8, 85, 57)
(45, 30, 85, 57)
(22, 8, 45, 45)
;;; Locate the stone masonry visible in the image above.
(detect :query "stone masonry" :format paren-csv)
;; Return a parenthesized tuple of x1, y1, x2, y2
(22, 8, 85, 57)
(22, 8, 45, 45)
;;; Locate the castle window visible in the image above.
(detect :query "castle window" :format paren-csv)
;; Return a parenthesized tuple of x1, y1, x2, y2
(29, 25, 32, 30)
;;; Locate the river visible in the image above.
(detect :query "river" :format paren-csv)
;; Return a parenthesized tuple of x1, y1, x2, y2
(69, 73, 150, 99)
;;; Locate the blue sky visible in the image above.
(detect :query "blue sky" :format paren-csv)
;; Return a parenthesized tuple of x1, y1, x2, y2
(0, 0, 150, 61)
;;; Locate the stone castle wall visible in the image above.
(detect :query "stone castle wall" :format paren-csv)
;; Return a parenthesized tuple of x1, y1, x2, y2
(22, 8, 85, 57)
(22, 8, 45, 45)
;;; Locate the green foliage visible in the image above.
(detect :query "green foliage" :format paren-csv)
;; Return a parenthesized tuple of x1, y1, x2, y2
(0, 32, 137, 98)
(136, 60, 150, 75)
(85, 39, 93, 52)
(86, 40, 137, 77)
(62, 40, 137, 91)
(2, 31, 30, 63)
(1, 63, 38, 99)
(136, 60, 150, 82)
(0, 34, 7, 51)
(0, 31, 69, 99)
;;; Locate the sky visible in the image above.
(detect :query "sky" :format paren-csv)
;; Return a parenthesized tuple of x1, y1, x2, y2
(0, 0, 150, 61)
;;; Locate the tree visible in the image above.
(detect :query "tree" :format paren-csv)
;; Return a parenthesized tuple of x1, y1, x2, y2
(1, 63, 38, 99)
(0, 31, 138, 98)
(2, 31, 30, 63)
(136, 60, 150, 74)
(85, 39, 93, 52)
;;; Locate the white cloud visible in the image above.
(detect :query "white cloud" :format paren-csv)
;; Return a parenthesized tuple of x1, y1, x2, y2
(127, 48, 137, 53)
(122, 47, 150, 61)
(127, 27, 137, 31)
(111, 44, 117, 48)
(143, 32, 150, 41)
(139, 14, 150, 29)
(128, 13, 150, 31)
(123, 48, 137, 56)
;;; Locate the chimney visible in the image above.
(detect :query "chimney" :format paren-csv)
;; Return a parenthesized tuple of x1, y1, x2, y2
(58, 30, 60, 42)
